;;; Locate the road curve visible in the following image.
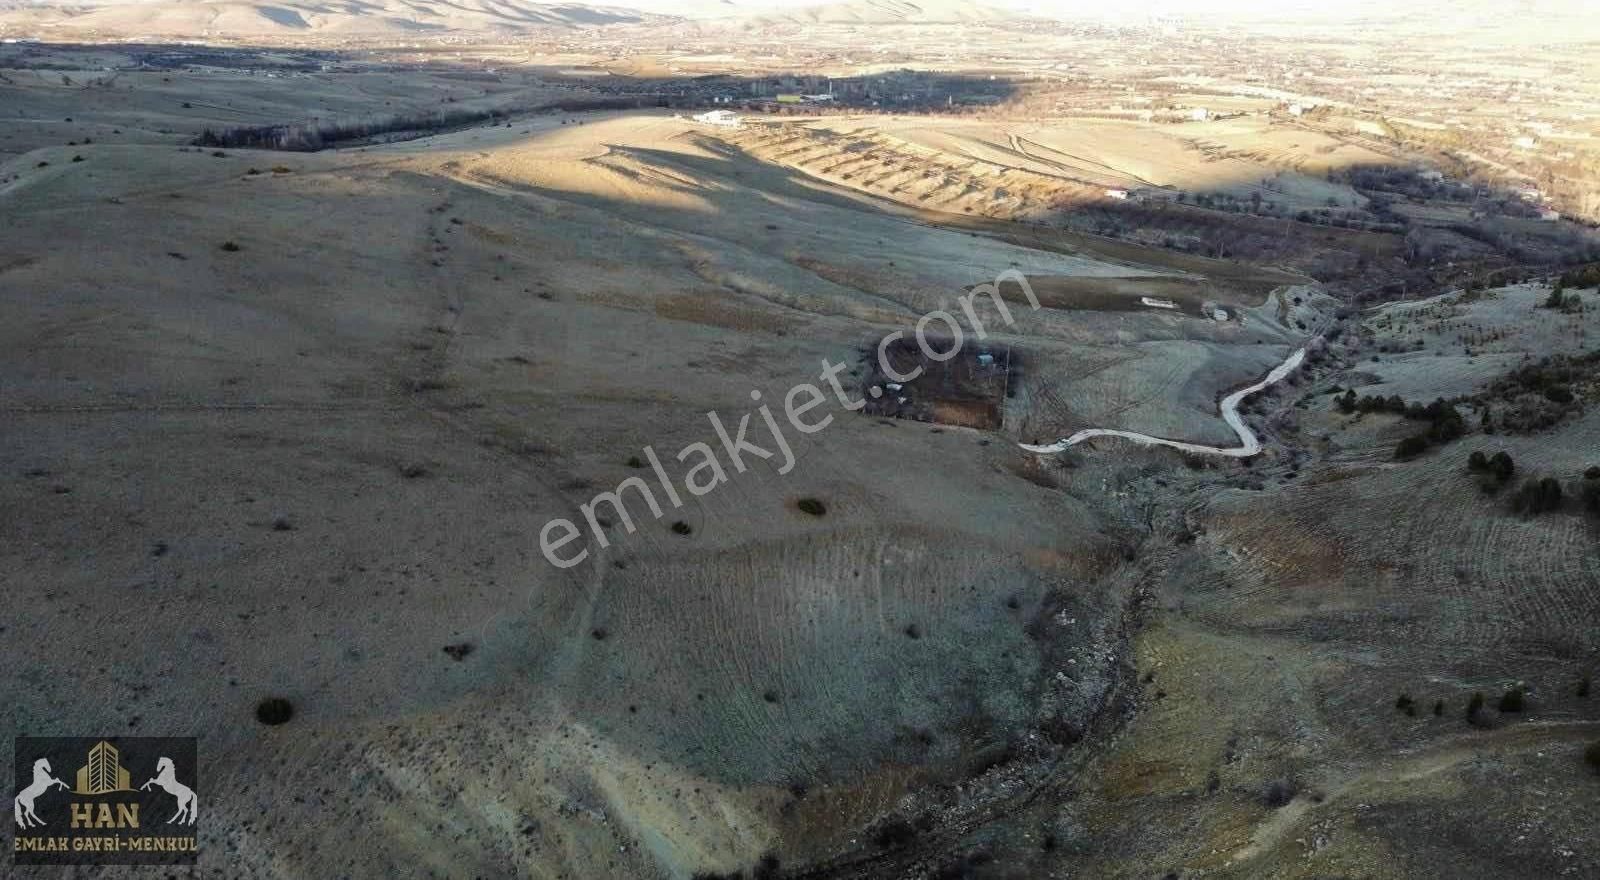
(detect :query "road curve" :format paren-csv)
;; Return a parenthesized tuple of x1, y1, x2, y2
(1020, 348, 1306, 458)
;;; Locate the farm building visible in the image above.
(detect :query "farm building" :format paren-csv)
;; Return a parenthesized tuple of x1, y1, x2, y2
(692, 110, 742, 128)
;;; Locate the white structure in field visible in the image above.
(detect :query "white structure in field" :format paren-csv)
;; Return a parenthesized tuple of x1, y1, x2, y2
(1189, 107, 1211, 122)
(1105, 189, 1130, 200)
(692, 110, 742, 128)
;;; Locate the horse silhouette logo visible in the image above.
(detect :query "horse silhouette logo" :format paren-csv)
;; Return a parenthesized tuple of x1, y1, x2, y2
(139, 756, 197, 825)
(13, 736, 200, 865)
(13, 757, 69, 828)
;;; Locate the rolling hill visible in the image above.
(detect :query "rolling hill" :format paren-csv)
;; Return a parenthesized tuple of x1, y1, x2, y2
(734, 0, 1021, 26)
(0, 0, 659, 35)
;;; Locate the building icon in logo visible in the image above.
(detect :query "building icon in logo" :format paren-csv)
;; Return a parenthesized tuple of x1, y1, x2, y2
(75, 741, 132, 795)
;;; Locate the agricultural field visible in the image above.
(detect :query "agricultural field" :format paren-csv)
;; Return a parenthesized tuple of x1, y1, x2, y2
(1, 100, 1326, 876)
(4, 8, 1600, 879)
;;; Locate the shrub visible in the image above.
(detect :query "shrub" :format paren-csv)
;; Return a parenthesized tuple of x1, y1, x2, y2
(1498, 687, 1526, 713)
(1423, 401, 1466, 443)
(625, 455, 645, 468)
(1587, 741, 1600, 773)
(220, 241, 241, 252)
(1490, 452, 1516, 481)
(670, 521, 692, 535)
(1467, 692, 1485, 719)
(1510, 477, 1563, 515)
(1395, 435, 1429, 460)
(796, 497, 826, 516)
(872, 819, 918, 849)
(1468, 451, 1488, 471)
(753, 853, 781, 879)
(1579, 676, 1591, 698)
(442, 643, 473, 661)
(1586, 466, 1600, 481)
(255, 697, 293, 725)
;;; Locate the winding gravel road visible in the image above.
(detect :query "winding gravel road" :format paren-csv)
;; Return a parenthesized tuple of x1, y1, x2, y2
(1020, 348, 1307, 458)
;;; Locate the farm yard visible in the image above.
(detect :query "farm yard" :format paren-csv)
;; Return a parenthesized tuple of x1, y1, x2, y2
(861, 337, 1015, 429)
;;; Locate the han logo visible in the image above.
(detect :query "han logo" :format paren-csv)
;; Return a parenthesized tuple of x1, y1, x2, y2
(12, 737, 198, 865)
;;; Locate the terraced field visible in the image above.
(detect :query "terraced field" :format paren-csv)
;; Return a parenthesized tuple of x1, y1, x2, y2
(728, 116, 1385, 221)
(725, 122, 1071, 221)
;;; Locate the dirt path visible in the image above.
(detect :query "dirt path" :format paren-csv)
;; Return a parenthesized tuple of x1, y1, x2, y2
(1230, 719, 1600, 866)
(1020, 347, 1306, 458)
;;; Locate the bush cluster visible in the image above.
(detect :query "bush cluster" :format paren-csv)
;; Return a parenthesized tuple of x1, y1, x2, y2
(1467, 450, 1517, 486)
(1556, 264, 1600, 290)
(197, 107, 513, 152)
(1509, 477, 1564, 515)
(1346, 395, 1467, 459)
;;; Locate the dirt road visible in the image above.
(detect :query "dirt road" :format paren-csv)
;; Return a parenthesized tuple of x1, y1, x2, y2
(1020, 347, 1306, 457)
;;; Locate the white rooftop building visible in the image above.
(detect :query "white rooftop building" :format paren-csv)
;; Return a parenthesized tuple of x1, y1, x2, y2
(692, 110, 742, 128)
